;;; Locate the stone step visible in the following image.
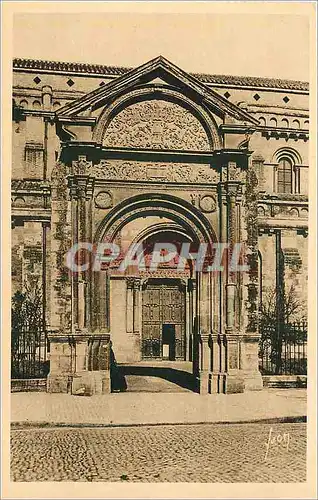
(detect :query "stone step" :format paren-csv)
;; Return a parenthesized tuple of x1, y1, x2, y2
(111, 363, 196, 393)
(124, 375, 193, 393)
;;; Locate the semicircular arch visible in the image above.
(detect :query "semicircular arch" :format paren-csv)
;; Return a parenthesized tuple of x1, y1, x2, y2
(93, 87, 221, 151)
(272, 146, 302, 165)
(94, 193, 217, 248)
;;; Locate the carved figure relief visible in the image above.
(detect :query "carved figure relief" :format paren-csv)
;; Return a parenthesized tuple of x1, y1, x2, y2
(94, 191, 113, 209)
(227, 162, 241, 181)
(72, 155, 92, 175)
(199, 195, 217, 213)
(103, 100, 211, 151)
(91, 160, 219, 184)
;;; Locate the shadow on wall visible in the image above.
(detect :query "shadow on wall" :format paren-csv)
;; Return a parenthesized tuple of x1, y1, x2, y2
(110, 348, 127, 392)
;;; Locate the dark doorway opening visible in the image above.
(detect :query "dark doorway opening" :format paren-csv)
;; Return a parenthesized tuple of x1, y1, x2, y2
(162, 324, 176, 361)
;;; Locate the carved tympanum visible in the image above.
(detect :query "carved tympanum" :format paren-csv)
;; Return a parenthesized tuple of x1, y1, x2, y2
(103, 100, 211, 151)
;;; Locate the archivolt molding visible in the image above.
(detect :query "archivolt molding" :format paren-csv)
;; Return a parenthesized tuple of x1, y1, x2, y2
(94, 193, 217, 246)
(92, 87, 221, 150)
(271, 147, 302, 165)
(130, 223, 193, 249)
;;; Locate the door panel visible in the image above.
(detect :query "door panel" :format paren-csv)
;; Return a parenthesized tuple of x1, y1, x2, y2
(142, 280, 185, 359)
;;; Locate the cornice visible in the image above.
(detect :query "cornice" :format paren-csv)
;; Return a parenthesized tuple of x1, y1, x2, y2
(13, 57, 309, 93)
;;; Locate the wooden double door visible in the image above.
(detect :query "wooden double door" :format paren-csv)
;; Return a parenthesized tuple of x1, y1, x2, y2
(141, 279, 186, 360)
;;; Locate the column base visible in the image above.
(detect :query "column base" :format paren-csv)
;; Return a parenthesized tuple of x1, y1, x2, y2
(223, 371, 245, 394)
(241, 370, 264, 391)
(72, 370, 111, 395)
(196, 372, 212, 395)
(47, 374, 73, 394)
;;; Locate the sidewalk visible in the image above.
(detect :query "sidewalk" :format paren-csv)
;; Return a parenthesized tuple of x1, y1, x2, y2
(11, 388, 306, 428)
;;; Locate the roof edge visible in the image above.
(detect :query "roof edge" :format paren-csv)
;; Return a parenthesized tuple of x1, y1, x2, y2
(12, 57, 309, 92)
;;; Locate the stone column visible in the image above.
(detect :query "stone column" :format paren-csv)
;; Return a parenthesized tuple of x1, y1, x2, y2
(125, 277, 142, 361)
(194, 270, 212, 394)
(47, 161, 73, 393)
(188, 278, 195, 362)
(133, 278, 141, 334)
(240, 158, 263, 391)
(126, 278, 134, 333)
(132, 278, 142, 361)
(223, 162, 244, 393)
(69, 156, 94, 332)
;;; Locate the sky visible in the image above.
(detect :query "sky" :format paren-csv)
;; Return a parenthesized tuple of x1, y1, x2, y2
(13, 11, 310, 81)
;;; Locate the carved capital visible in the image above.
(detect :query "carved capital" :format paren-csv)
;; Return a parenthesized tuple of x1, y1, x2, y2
(72, 155, 93, 176)
(227, 161, 241, 182)
(68, 177, 94, 200)
(126, 277, 141, 290)
(133, 278, 142, 290)
(226, 183, 240, 199)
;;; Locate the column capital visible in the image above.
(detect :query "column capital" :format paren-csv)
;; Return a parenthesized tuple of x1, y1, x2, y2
(68, 176, 94, 200)
(200, 333, 211, 343)
(126, 277, 141, 290)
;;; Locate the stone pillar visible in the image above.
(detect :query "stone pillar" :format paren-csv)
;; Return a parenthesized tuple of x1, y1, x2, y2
(188, 278, 195, 362)
(47, 331, 74, 393)
(223, 162, 244, 393)
(68, 156, 94, 333)
(194, 271, 212, 394)
(72, 333, 111, 395)
(47, 161, 73, 392)
(125, 277, 142, 361)
(48, 155, 112, 395)
(126, 278, 134, 333)
(133, 279, 141, 333)
(240, 158, 263, 391)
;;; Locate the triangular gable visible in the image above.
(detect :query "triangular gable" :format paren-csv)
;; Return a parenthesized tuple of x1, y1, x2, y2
(56, 55, 259, 125)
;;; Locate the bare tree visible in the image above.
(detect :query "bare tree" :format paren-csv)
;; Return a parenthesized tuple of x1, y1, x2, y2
(259, 284, 306, 374)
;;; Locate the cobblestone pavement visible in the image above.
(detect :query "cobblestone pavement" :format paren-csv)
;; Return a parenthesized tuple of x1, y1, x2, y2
(11, 423, 306, 483)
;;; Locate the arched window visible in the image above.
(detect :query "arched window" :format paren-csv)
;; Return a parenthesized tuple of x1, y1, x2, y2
(277, 158, 293, 193)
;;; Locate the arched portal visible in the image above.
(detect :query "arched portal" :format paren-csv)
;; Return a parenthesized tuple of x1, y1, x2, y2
(91, 194, 218, 365)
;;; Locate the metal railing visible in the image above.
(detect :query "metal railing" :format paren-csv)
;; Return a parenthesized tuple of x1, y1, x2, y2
(11, 327, 49, 379)
(259, 320, 307, 375)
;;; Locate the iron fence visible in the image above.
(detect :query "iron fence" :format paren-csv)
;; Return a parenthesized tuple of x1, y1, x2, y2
(11, 326, 49, 379)
(259, 320, 307, 375)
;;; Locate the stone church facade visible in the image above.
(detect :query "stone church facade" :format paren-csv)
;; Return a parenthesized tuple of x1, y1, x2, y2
(12, 56, 309, 394)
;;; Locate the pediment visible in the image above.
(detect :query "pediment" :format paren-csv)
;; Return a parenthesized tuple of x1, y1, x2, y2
(56, 56, 259, 126)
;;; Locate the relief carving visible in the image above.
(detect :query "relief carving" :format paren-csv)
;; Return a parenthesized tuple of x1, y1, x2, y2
(199, 195, 217, 213)
(91, 160, 219, 184)
(103, 100, 211, 151)
(190, 194, 217, 213)
(72, 155, 93, 175)
(94, 191, 113, 209)
(227, 162, 241, 182)
(11, 179, 51, 192)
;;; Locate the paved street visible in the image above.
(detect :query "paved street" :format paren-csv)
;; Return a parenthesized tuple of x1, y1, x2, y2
(11, 423, 306, 482)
